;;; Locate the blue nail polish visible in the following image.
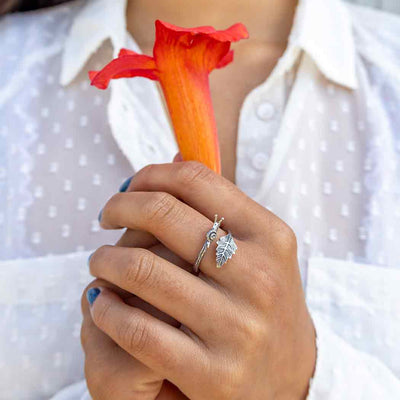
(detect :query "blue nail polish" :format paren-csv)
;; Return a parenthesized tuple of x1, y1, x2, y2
(87, 288, 101, 306)
(98, 209, 103, 222)
(119, 176, 133, 193)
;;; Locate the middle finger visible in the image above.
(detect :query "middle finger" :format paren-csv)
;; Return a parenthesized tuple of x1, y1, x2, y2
(100, 191, 250, 286)
(89, 245, 229, 337)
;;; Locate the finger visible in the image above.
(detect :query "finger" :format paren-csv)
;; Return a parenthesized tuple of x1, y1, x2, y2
(82, 285, 164, 399)
(173, 152, 183, 163)
(82, 281, 117, 350)
(82, 280, 180, 354)
(116, 231, 190, 273)
(82, 279, 133, 317)
(87, 287, 206, 387)
(129, 161, 266, 237)
(82, 320, 160, 400)
(117, 152, 182, 196)
(81, 280, 142, 353)
(156, 381, 189, 400)
(116, 228, 158, 248)
(148, 242, 193, 274)
(116, 175, 159, 249)
(89, 245, 228, 335)
(83, 277, 181, 328)
(99, 191, 249, 284)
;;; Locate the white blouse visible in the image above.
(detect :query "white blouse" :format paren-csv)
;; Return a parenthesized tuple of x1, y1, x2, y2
(0, 0, 400, 398)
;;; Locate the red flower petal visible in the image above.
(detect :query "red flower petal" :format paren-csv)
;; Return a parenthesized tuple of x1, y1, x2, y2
(118, 48, 138, 57)
(154, 20, 233, 73)
(89, 19, 249, 173)
(216, 50, 234, 69)
(89, 54, 158, 89)
(156, 20, 249, 42)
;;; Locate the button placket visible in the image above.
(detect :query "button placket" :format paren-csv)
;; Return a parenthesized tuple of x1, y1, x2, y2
(255, 101, 276, 121)
(252, 152, 269, 171)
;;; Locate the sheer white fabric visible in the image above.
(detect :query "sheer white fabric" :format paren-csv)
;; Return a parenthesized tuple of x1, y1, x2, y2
(345, 0, 400, 14)
(0, 0, 399, 398)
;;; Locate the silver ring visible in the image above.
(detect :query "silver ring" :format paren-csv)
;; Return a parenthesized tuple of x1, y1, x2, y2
(193, 214, 224, 274)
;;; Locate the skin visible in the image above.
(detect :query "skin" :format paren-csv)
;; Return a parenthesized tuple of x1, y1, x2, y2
(127, 0, 298, 182)
(81, 1, 316, 398)
(82, 162, 316, 400)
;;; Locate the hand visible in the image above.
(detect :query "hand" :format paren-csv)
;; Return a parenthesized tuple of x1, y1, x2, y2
(87, 161, 316, 399)
(82, 155, 191, 400)
(82, 240, 189, 400)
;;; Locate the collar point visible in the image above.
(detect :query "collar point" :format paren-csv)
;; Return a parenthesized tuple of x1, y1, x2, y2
(59, 64, 81, 87)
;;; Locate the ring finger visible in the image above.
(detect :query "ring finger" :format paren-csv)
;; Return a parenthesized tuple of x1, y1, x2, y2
(89, 245, 229, 336)
(99, 191, 250, 288)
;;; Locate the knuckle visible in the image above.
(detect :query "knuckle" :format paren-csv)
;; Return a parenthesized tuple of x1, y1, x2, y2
(139, 163, 158, 178)
(178, 161, 214, 187)
(244, 317, 266, 344)
(223, 304, 267, 352)
(146, 192, 178, 225)
(134, 163, 158, 188)
(272, 222, 297, 255)
(124, 249, 157, 290)
(104, 192, 124, 214)
(94, 244, 113, 259)
(118, 315, 151, 357)
(236, 313, 266, 347)
(88, 245, 112, 275)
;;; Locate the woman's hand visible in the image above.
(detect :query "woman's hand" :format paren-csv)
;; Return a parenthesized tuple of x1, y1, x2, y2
(81, 156, 192, 400)
(81, 242, 189, 400)
(86, 161, 316, 400)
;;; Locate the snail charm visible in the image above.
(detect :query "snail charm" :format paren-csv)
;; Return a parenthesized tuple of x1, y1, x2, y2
(193, 215, 224, 273)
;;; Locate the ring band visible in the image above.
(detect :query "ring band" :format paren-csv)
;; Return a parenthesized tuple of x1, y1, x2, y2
(193, 214, 224, 274)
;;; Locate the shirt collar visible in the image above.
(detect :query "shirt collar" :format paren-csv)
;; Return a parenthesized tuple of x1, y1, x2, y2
(60, 0, 128, 86)
(289, 0, 357, 89)
(60, 0, 357, 89)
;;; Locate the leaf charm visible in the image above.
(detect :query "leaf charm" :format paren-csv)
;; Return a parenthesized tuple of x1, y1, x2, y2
(216, 232, 237, 268)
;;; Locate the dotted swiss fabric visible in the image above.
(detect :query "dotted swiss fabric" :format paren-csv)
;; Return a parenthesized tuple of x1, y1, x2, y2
(0, 0, 399, 399)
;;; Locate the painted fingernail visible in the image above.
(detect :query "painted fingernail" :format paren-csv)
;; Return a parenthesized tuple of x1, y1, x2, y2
(87, 287, 101, 306)
(98, 209, 103, 222)
(119, 176, 133, 192)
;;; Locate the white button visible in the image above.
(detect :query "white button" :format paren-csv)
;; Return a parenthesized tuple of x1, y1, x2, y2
(252, 153, 269, 170)
(256, 102, 275, 121)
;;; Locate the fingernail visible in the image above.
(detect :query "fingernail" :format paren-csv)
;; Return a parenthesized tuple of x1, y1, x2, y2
(87, 287, 101, 306)
(98, 209, 103, 222)
(119, 176, 133, 192)
(87, 252, 93, 267)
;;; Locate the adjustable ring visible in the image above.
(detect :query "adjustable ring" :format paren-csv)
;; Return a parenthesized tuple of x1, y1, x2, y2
(193, 214, 238, 273)
(193, 214, 224, 274)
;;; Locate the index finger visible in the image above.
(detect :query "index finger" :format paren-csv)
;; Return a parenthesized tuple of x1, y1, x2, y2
(128, 161, 267, 238)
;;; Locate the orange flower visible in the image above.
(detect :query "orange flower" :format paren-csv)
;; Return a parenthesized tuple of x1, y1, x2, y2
(89, 20, 249, 173)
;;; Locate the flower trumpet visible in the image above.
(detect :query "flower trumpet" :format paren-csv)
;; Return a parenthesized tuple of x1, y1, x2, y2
(89, 20, 249, 173)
